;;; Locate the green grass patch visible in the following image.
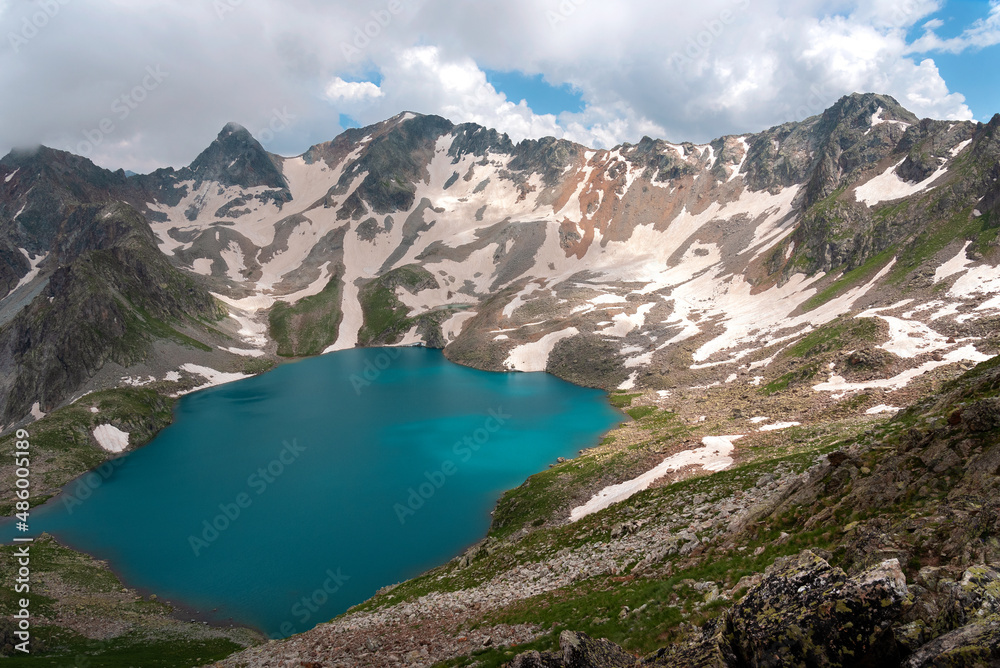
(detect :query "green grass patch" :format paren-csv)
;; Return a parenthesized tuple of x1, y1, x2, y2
(786, 318, 881, 358)
(889, 207, 986, 285)
(357, 265, 437, 346)
(872, 199, 910, 220)
(761, 363, 821, 395)
(974, 224, 998, 258)
(625, 406, 657, 420)
(241, 358, 276, 375)
(269, 275, 343, 357)
(1, 536, 256, 665)
(132, 307, 213, 352)
(609, 393, 640, 409)
(488, 453, 631, 541)
(0, 632, 244, 667)
(802, 247, 896, 312)
(357, 283, 411, 344)
(0, 388, 175, 513)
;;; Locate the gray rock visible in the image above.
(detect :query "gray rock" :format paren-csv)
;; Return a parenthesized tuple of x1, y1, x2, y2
(509, 631, 636, 668)
(904, 617, 1000, 667)
(964, 398, 1000, 433)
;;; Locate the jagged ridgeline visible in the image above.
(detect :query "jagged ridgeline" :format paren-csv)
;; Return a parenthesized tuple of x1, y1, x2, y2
(1, 93, 998, 427)
(0, 93, 999, 665)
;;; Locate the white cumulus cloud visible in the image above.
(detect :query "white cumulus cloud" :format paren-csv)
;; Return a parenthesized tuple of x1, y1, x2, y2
(325, 77, 383, 102)
(0, 0, 990, 170)
(908, 0, 1000, 54)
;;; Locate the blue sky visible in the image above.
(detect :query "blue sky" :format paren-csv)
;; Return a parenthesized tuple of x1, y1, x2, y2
(907, 0, 1000, 122)
(484, 71, 585, 117)
(482, 1, 1000, 126)
(1, 0, 999, 171)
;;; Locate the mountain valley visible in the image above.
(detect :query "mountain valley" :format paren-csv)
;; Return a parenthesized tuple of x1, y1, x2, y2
(2, 92, 1000, 666)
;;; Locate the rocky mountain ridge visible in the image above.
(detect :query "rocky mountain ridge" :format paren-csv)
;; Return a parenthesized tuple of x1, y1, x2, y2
(0, 93, 999, 666)
(0, 93, 998, 428)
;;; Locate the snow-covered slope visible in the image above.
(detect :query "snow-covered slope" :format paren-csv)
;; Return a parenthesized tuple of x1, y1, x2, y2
(123, 94, 1000, 401)
(1, 93, 998, 423)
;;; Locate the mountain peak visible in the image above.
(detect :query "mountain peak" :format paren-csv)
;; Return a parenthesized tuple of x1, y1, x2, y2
(827, 92, 919, 125)
(219, 121, 251, 139)
(186, 123, 287, 190)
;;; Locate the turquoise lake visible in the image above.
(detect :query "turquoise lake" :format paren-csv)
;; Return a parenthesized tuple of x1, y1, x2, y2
(0, 348, 620, 637)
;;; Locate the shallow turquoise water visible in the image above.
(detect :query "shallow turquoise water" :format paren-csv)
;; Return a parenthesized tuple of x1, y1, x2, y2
(1, 348, 620, 637)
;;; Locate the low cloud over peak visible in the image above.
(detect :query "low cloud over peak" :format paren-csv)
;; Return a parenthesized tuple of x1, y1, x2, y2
(0, 0, 992, 171)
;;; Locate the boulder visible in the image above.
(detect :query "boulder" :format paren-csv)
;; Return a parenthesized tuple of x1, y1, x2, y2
(963, 398, 1000, 433)
(642, 550, 909, 667)
(904, 617, 1000, 667)
(724, 551, 908, 667)
(509, 631, 636, 668)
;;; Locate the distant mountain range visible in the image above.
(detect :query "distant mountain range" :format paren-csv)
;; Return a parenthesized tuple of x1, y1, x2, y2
(2, 92, 1000, 667)
(1, 92, 997, 428)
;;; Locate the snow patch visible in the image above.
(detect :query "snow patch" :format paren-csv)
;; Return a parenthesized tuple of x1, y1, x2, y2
(870, 108, 911, 130)
(950, 139, 972, 157)
(618, 371, 638, 390)
(950, 264, 1000, 301)
(856, 312, 951, 359)
(598, 304, 655, 338)
(813, 345, 989, 395)
(441, 311, 476, 342)
(867, 405, 900, 415)
(728, 138, 750, 182)
(855, 158, 948, 207)
(503, 281, 547, 318)
(9, 249, 47, 294)
(191, 258, 214, 275)
(505, 328, 579, 372)
(93, 425, 129, 453)
(175, 364, 251, 396)
(223, 347, 266, 357)
(934, 242, 973, 283)
(759, 421, 801, 432)
(220, 241, 247, 283)
(121, 375, 157, 387)
(569, 436, 744, 521)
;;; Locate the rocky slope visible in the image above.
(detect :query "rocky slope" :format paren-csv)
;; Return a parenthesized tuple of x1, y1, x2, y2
(0, 93, 999, 665)
(0, 147, 238, 426)
(0, 534, 263, 663)
(1, 93, 998, 426)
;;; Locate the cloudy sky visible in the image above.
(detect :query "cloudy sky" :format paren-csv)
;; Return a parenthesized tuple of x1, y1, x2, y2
(1, 0, 998, 172)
